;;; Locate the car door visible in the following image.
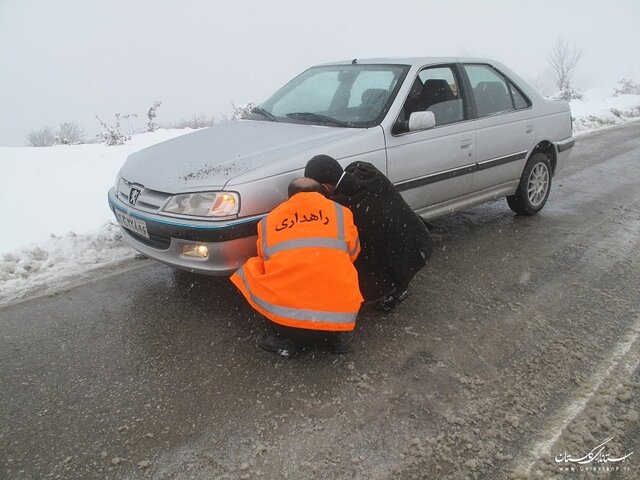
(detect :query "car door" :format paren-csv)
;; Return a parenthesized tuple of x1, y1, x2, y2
(461, 63, 535, 193)
(384, 64, 477, 211)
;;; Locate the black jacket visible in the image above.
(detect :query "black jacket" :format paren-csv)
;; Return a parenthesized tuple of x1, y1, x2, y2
(332, 161, 433, 301)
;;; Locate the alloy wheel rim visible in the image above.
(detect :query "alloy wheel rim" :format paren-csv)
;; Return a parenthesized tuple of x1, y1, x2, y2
(527, 163, 549, 207)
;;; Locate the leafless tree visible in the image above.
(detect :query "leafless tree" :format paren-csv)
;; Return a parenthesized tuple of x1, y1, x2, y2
(547, 37, 583, 100)
(26, 126, 56, 147)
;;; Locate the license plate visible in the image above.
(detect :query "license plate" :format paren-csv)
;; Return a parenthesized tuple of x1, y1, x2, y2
(116, 211, 149, 238)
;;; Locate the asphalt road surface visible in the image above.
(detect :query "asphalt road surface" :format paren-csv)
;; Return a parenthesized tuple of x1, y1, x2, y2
(2, 123, 639, 480)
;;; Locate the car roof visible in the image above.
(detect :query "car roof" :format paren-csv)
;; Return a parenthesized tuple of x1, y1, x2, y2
(317, 57, 495, 67)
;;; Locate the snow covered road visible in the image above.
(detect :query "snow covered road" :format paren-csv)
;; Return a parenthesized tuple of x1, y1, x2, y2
(1, 123, 639, 479)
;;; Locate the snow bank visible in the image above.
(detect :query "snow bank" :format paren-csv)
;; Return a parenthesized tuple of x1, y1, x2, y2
(0, 129, 193, 305)
(1, 88, 639, 305)
(568, 87, 640, 136)
(0, 223, 134, 305)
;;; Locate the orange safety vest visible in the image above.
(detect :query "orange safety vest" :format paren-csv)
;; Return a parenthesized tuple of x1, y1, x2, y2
(230, 191, 362, 332)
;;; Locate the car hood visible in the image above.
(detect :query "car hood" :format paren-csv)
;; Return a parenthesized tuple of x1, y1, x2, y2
(119, 120, 363, 193)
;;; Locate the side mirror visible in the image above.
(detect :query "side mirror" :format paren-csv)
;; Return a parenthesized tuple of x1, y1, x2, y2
(408, 111, 436, 132)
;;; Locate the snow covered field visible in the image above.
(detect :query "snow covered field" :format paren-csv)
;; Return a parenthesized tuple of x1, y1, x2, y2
(1, 89, 639, 305)
(570, 88, 640, 135)
(0, 129, 193, 304)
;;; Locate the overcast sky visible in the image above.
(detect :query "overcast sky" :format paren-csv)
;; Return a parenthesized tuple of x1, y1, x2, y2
(1, 0, 639, 146)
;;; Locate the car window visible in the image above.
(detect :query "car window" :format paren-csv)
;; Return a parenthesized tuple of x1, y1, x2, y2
(395, 65, 464, 133)
(347, 71, 397, 108)
(464, 64, 515, 117)
(259, 64, 409, 128)
(510, 83, 531, 109)
(270, 71, 339, 117)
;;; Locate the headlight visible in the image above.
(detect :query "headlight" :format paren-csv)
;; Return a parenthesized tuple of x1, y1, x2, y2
(162, 191, 240, 217)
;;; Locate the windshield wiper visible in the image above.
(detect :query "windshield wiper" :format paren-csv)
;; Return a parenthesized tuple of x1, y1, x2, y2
(251, 106, 277, 121)
(286, 112, 349, 127)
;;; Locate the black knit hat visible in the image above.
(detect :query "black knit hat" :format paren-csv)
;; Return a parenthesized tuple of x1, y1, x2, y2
(304, 155, 343, 186)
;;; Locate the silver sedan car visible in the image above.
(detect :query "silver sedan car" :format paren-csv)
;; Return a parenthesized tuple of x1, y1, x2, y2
(108, 57, 574, 275)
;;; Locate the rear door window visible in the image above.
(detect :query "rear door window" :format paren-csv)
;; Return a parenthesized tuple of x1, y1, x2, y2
(510, 83, 531, 109)
(463, 64, 516, 117)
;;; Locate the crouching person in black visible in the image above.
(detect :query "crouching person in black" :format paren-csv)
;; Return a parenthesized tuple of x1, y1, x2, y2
(305, 155, 433, 312)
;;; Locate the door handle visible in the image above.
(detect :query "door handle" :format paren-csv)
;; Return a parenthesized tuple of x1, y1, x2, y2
(460, 139, 473, 157)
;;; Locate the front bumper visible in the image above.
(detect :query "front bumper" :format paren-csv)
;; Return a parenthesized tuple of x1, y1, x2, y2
(108, 188, 262, 275)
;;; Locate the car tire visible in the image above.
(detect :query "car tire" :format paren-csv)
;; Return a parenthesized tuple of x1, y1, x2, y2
(507, 152, 552, 215)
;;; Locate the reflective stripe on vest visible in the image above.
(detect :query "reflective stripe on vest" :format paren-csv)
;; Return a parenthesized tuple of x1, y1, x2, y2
(335, 200, 345, 240)
(349, 236, 360, 257)
(262, 201, 350, 259)
(236, 267, 357, 324)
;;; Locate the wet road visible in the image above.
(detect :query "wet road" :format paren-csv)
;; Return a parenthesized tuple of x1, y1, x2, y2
(2, 123, 640, 479)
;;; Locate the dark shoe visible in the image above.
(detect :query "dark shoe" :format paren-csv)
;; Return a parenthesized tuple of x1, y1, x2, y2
(374, 295, 397, 313)
(331, 330, 355, 354)
(394, 289, 410, 304)
(258, 333, 299, 358)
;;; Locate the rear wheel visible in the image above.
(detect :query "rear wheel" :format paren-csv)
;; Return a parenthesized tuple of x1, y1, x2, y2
(507, 153, 552, 215)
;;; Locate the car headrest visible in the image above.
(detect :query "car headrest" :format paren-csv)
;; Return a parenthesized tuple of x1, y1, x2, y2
(420, 79, 455, 105)
(361, 88, 388, 107)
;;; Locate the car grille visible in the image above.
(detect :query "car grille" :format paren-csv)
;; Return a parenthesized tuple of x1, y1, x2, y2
(123, 228, 172, 250)
(117, 178, 171, 212)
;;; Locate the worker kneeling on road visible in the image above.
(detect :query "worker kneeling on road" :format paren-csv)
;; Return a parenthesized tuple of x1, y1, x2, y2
(230, 178, 363, 357)
(305, 155, 433, 312)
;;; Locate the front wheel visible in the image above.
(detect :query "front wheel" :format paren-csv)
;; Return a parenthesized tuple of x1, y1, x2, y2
(507, 153, 552, 215)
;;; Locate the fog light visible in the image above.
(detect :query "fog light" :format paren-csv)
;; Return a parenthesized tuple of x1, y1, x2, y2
(181, 244, 209, 258)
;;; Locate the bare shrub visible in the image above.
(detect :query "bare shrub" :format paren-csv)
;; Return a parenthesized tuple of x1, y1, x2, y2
(57, 122, 85, 144)
(169, 101, 258, 130)
(231, 102, 257, 120)
(26, 126, 56, 147)
(613, 78, 640, 96)
(96, 113, 137, 146)
(558, 84, 583, 101)
(173, 113, 216, 129)
(146, 100, 162, 132)
(547, 37, 583, 101)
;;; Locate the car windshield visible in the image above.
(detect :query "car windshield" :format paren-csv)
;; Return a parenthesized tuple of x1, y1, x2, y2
(250, 64, 409, 128)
